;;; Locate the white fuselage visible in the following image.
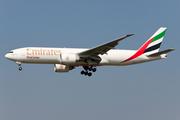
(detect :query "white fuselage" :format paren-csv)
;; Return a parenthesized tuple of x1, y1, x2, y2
(4, 27, 173, 76)
(5, 47, 166, 66)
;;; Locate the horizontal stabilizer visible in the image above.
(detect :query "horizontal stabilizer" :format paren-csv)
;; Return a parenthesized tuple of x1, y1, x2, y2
(147, 48, 175, 57)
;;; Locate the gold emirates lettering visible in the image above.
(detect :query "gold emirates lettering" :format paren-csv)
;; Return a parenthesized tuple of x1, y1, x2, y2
(27, 49, 61, 55)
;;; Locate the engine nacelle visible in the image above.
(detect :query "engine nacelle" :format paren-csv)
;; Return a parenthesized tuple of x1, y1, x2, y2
(54, 64, 71, 72)
(60, 53, 79, 64)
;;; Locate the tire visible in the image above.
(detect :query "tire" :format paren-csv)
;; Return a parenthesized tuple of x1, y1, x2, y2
(88, 72, 92, 77)
(84, 72, 88, 76)
(19, 67, 22, 71)
(81, 71, 85, 75)
(92, 68, 96, 72)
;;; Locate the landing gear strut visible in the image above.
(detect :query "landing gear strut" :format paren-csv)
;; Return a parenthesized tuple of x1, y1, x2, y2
(81, 66, 97, 77)
(16, 62, 22, 71)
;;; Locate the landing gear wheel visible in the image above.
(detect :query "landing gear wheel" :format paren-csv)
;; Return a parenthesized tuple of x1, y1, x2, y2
(88, 72, 92, 77)
(19, 67, 22, 71)
(92, 68, 96, 72)
(81, 66, 97, 76)
(84, 72, 88, 76)
(81, 70, 85, 75)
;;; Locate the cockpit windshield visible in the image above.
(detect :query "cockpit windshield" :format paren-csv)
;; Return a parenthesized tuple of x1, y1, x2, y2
(9, 51, 13, 53)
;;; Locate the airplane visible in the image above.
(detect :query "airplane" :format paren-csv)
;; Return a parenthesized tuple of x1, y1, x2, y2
(5, 27, 174, 77)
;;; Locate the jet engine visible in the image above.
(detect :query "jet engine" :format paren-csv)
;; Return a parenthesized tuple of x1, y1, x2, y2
(60, 53, 79, 64)
(54, 64, 74, 72)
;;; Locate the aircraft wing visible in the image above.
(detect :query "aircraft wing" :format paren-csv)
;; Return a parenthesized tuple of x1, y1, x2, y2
(78, 34, 134, 58)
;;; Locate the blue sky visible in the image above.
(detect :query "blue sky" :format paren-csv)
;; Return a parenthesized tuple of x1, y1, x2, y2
(1, 0, 180, 120)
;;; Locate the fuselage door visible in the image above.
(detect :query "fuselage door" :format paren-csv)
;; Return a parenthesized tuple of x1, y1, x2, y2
(21, 49, 25, 56)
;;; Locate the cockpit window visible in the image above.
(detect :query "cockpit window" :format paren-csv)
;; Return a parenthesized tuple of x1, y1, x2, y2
(9, 51, 13, 53)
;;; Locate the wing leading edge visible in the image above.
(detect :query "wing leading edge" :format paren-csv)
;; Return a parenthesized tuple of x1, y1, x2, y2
(78, 34, 134, 58)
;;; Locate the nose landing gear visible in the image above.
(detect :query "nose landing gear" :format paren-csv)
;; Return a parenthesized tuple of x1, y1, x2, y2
(19, 67, 22, 71)
(81, 66, 97, 77)
(16, 62, 22, 71)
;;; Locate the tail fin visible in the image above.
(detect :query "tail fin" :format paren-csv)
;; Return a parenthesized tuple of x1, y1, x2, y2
(121, 27, 167, 63)
(142, 27, 167, 55)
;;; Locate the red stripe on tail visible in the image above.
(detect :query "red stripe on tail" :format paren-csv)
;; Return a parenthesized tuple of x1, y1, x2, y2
(121, 37, 154, 63)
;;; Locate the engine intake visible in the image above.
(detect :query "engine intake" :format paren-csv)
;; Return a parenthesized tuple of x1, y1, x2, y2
(54, 64, 73, 72)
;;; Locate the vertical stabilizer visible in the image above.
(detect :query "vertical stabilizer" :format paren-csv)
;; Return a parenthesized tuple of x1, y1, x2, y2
(122, 27, 167, 63)
(143, 27, 167, 55)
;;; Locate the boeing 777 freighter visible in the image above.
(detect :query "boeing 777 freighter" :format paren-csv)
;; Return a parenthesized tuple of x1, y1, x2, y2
(5, 27, 174, 76)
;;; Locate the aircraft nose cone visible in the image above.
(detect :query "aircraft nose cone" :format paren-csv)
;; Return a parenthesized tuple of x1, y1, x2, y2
(5, 53, 10, 59)
(5, 52, 16, 61)
(5, 53, 8, 58)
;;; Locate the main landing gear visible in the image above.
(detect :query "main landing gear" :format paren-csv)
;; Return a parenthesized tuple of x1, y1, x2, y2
(81, 66, 97, 77)
(16, 62, 22, 71)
